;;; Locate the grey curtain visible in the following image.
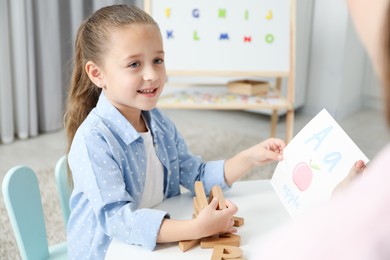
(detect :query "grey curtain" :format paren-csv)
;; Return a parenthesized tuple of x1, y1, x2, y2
(0, 0, 142, 144)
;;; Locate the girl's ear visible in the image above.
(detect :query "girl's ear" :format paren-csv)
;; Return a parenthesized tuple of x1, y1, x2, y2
(85, 61, 105, 89)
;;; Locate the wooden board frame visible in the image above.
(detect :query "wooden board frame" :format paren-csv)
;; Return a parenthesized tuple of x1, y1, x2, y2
(144, 0, 296, 142)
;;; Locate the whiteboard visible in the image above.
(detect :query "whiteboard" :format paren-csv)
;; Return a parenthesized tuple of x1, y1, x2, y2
(144, 0, 293, 76)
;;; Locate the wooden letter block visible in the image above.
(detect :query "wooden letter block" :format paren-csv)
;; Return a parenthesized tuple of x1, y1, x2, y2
(209, 185, 226, 210)
(178, 239, 200, 252)
(200, 233, 241, 249)
(232, 216, 244, 227)
(211, 245, 243, 260)
(194, 181, 208, 210)
(193, 197, 200, 216)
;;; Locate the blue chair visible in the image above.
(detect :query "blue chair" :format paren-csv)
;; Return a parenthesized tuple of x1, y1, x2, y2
(55, 155, 72, 226)
(2, 165, 67, 259)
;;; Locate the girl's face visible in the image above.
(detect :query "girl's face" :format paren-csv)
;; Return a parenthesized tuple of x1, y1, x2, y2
(98, 24, 166, 118)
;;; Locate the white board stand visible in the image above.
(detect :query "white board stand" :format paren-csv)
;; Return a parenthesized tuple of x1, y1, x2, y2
(145, 0, 296, 142)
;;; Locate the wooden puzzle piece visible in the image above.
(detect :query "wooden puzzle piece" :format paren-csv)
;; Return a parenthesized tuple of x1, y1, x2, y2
(200, 233, 241, 249)
(209, 185, 244, 227)
(179, 182, 245, 253)
(209, 185, 226, 210)
(193, 197, 200, 216)
(179, 182, 207, 251)
(194, 181, 208, 210)
(232, 216, 244, 227)
(178, 239, 201, 252)
(211, 245, 243, 260)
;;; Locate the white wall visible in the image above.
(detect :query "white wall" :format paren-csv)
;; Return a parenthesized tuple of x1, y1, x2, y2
(286, 0, 313, 109)
(362, 58, 383, 110)
(303, 0, 382, 118)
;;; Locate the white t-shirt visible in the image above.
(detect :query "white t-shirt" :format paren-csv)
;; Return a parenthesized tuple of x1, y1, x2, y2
(138, 129, 164, 208)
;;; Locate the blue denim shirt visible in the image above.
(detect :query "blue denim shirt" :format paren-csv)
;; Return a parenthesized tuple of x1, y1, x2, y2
(67, 93, 229, 259)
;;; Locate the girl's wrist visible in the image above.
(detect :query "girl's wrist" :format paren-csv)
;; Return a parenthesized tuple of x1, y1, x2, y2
(191, 217, 204, 239)
(241, 148, 256, 168)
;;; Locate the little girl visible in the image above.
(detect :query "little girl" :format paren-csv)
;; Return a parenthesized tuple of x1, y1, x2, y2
(64, 4, 285, 259)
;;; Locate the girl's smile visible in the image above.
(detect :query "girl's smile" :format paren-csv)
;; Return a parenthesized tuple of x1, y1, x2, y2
(137, 87, 159, 97)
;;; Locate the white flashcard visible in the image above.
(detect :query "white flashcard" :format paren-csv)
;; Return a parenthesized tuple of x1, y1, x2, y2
(271, 109, 369, 218)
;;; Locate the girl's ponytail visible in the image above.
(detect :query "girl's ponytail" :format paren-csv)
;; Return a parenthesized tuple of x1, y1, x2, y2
(64, 22, 101, 154)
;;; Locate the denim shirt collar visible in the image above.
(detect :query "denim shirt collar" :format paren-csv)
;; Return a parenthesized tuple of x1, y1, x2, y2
(94, 92, 158, 146)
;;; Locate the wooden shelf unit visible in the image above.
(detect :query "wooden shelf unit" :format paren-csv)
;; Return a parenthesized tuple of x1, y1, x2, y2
(157, 74, 295, 142)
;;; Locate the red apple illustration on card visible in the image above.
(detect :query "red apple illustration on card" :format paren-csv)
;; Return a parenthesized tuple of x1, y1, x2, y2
(292, 161, 318, 191)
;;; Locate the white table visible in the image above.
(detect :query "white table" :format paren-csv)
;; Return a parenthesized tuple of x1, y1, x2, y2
(105, 180, 291, 260)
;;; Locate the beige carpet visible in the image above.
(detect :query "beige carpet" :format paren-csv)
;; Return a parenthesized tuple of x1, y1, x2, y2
(0, 109, 280, 259)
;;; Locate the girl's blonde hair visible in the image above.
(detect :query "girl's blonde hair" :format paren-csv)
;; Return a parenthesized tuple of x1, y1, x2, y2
(64, 5, 158, 180)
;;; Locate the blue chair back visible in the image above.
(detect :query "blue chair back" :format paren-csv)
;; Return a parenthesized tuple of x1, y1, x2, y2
(2, 165, 67, 259)
(55, 155, 72, 225)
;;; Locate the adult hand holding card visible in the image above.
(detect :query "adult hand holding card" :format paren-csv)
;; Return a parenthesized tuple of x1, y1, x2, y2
(271, 109, 369, 218)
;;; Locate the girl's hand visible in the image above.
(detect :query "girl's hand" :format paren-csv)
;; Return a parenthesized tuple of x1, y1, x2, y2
(224, 138, 286, 186)
(194, 198, 238, 238)
(245, 138, 285, 166)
